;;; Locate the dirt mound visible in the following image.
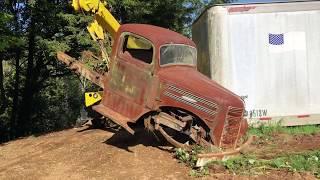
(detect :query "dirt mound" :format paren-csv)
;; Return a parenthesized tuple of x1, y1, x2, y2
(0, 126, 319, 179)
(0, 127, 189, 179)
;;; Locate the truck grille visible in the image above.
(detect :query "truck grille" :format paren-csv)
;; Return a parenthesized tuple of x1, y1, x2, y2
(163, 84, 219, 117)
(221, 106, 244, 148)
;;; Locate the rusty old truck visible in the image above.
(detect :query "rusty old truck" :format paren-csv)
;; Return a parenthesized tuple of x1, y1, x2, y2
(57, 0, 250, 158)
(58, 23, 248, 150)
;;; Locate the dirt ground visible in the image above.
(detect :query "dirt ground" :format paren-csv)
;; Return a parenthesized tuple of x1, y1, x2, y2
(246, 133, 320, 160)
(0, 125, 319, 180)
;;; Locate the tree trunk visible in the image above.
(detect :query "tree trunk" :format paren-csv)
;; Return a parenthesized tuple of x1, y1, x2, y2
(0, 59, 7, 114)
(17, 15, 36, 137)
(10, 49, 21, 139)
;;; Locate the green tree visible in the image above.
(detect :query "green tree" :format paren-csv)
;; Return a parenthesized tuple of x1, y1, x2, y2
(0, 2, 25, 140)
(0, 0, 233, 142)
(15, 0, 98, 137)
(108, 0, 233, 36)
(0, 0, 97, 141)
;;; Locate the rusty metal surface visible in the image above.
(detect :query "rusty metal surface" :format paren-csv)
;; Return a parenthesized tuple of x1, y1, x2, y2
(157, 126, 190, 150)
(57, 52, 106, 88)
(198, 136, 254, 158)
(92, 103, 135, 134)
(102, 53, 154, 120)
(57, 23, 248, 149)
(154, 112, 187, 131)
(104, 24, 246, 148)
(157, 65, 245, 147)
(154, 111, 212, 148)
(220, 106, 245, 148)
(116, 24, 195, 49)
(196, 135, 255, 167)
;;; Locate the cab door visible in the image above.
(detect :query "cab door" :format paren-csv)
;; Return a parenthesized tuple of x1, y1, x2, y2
(105, 33, 155, 120)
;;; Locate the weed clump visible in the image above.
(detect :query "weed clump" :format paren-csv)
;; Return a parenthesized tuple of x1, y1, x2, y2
(175, 147, 320, 178)
(210, 150, 320, 177)
(269, 151, 320, 176)
(175, 146, 209, 177)
(175, 125, 320, 178)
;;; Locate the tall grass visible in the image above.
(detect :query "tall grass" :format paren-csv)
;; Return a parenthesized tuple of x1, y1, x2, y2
(281, 125, 320, 135)
(209, 150, 320, 177)
(249, 124, 320, 137)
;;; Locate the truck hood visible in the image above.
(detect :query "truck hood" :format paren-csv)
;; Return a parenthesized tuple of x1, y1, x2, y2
(158, 66, 244, 108)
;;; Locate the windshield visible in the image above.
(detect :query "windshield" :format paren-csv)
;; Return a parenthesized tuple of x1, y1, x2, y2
(160, 45, 197, 66)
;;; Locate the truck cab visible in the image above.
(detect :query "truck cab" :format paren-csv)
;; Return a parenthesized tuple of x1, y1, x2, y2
(92, 24, 248, 148)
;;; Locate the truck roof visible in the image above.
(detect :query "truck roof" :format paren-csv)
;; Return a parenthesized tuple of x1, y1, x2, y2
(119, 24, 195, 47)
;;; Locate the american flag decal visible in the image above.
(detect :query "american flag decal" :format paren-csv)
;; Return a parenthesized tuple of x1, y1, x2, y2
(269, 33, 284, 45)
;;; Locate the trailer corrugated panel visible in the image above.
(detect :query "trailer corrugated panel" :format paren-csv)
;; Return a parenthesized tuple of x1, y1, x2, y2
(192, 1, 320, 126)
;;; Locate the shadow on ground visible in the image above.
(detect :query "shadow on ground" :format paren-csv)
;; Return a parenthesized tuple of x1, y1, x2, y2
(103, 127, 172, 153)
(77, 124, 120, 134)
(76, 121, 174, 153)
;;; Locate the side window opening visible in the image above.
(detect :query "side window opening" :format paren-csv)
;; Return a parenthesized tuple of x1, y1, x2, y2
(122, 35, 153, 64)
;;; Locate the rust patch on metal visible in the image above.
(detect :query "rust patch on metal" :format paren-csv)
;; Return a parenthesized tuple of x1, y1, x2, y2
(157, 126, 190, 150)
(57, 52, 105, 88)
(93, 103, 135, 134)
(196, 135, 255, 167)
(221, 106, 245, 148)
(56, 24, 249, 151)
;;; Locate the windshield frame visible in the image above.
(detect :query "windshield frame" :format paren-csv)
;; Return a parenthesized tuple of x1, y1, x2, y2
(159, 44, 197, 67)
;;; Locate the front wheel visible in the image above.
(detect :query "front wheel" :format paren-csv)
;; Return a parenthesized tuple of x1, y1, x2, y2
(144, 110, 212, 149)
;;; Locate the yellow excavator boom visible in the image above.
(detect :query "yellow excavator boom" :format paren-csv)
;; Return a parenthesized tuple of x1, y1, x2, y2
(72, 0, 143, 49)
(68, 0, 121, 106)
(72, 0, 120, 39)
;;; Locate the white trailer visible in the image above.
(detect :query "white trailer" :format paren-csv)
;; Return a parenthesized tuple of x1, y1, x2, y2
(192, 1, 320, 126)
